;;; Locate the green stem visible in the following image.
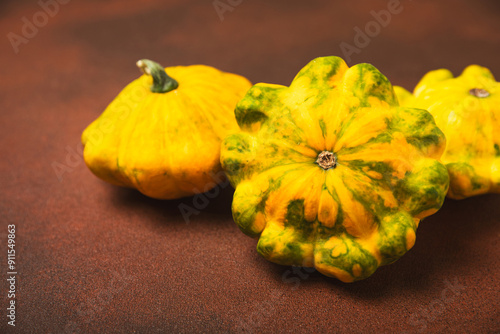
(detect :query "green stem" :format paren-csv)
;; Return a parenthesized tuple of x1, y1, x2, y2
(136, 59, 178, 93)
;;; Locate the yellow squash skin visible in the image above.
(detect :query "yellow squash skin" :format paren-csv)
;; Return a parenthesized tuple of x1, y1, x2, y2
(394, 65, 500, 199)
(221, 56, 449, 282)
(82, 60, 251, 199)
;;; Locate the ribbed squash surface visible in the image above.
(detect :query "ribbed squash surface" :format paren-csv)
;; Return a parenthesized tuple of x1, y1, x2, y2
(221, 56, 449, 282)
(395, 65, 500, 199)
(82, 64, 251, 199)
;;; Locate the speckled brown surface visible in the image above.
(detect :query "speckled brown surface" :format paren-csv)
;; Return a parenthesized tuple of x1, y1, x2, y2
(1, 0, 499, 333)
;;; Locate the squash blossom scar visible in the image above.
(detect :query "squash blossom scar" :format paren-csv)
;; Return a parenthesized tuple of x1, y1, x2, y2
(316, 151, 337, 170)
(469, 88, 490, 98)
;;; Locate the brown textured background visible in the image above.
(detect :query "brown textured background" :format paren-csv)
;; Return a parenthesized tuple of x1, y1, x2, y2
(1, 0, 499, 333)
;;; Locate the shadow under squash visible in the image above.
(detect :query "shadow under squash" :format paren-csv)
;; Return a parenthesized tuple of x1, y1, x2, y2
(265, 194, 499, 298)
(107, 182, 235, 225)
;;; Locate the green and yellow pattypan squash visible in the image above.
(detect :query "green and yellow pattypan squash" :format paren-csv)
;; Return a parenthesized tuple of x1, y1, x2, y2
(395, 65, 500, 199)
(221, 56, 449, 282)
(82, 59, 251, 199)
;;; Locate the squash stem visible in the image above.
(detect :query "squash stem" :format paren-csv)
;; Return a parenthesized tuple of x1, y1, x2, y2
(469, 88, 489, 98)
(316, 151, 337, 170)
(136, 59, 178, 93)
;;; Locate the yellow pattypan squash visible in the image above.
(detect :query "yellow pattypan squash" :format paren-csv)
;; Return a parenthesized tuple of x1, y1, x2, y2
(82, 59, 251, 199)
(221, 56, 449, 282)
(395, 65, 500, 199)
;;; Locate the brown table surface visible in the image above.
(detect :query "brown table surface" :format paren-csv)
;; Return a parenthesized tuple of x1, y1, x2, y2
(1, 0, 499, 333)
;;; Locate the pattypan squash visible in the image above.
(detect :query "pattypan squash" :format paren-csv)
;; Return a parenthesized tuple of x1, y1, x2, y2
(395, 65, 500, 199)
(221, 56, 449, 282)
(82, 59, 251, 199)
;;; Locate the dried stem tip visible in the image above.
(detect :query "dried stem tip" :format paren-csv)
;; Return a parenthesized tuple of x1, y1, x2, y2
(316, 151, 337, 170)
(469, 88, 490, 98)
